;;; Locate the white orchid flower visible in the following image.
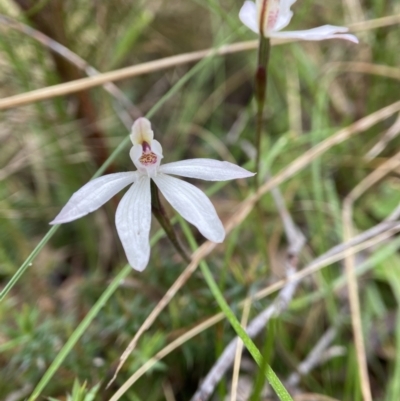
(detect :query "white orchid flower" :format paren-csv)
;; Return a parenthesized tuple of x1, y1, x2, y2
(50, 118, 255, 272)
(239, 0, 358, 43)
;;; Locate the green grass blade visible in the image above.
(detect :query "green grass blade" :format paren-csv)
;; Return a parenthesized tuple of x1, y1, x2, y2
(28, 264, 132, 401)
(0, 225, 59, 303)
(178, 216, 293, 401)
(200, 263, 293, 401)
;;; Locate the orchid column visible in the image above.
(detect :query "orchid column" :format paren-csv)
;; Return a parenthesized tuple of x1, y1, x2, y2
(239, 0, 358, 182)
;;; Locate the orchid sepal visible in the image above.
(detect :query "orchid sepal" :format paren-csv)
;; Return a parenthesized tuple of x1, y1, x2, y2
(50, 172, 137, 224)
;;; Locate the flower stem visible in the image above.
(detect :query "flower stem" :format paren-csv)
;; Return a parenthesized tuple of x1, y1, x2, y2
(150, 180, 191, 264)
(254, 36, 271, 187)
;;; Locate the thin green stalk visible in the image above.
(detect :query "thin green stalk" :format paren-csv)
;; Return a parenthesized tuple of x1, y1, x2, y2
(250, 319, 276, 401)
(0, 225, 59, 303)
(178, 216, 293, 401)
(28, 264, 132, 401)
(254, 36, 271, 187)
(200, 264, 293, 401)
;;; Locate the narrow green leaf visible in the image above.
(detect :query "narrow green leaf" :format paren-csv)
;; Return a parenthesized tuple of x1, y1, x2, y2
(28, 265, 132, 401)
(178, 216, 293, 401)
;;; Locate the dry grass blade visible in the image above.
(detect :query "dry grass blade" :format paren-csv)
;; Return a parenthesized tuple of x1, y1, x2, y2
(162, 381, 177, 401)
(247, 101, 400, 223)
(0, 14, 137, 127)
(365, 113, 400, 160)
(230, 299, 252, 401)
(0, 13, 399, 111)
(255, 224, 400, 302)
(348, 14, 400, 30)
(286, 326, 338, 388)
(286, 61, 302, 135)
(0, 41, 258, 110)
(269, 181, 305, 254)
(347, 152, 400, 203)
(256, 196, 400, 299)
(107, 255, 204, 387)
(343, 0, 365, 23)
(108, 314, 224, 401)
(327, 62, 400, 81)
(109, 100, 400, 386)
(342, 222, 372, 401)
(293, 394, 341, 401)
(342, 151, 400, 401)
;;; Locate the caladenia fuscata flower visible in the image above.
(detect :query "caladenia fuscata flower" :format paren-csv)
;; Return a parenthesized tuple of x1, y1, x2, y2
(50, 118, 255, 271)
(239, 0, 359, 43)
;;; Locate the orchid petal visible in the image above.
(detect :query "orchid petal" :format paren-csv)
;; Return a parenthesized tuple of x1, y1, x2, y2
(239, 0, 259, 34)
(153, 174, 225, 243)
(116, 175, 151, 271)
(151, 140, 163, 158)
(274, 0, 297, 31)
(130, 144, 142, 167)
(269, 25, 359, 43)
(159, 159, 255, 181)
(50, 172, 137, 224)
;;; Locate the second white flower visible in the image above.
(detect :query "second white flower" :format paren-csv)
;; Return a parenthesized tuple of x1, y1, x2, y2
(239, 0, 359, 43)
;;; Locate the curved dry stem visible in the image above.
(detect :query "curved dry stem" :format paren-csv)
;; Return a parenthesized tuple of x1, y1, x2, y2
(0, 13, 399, 110)
(326, 62, 400, 81)
(286, 326, 339, 389)
(0, 41, 258, 110)
(0, 14, 138, 127)
(342, 151, 400, 401)
(230, 299, 252, 401)
(365, 112, 400, 160)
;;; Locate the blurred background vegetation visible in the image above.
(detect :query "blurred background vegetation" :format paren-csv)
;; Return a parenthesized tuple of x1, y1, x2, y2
(1, 0, 400, 400)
